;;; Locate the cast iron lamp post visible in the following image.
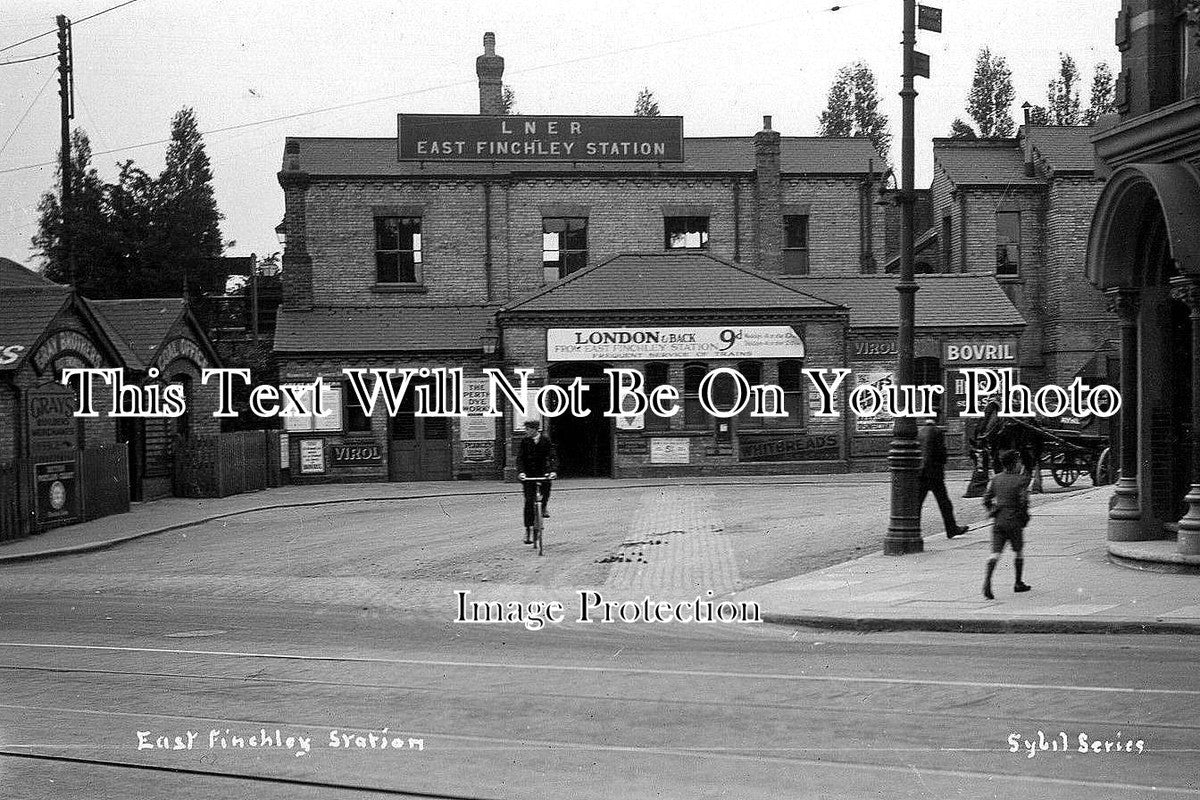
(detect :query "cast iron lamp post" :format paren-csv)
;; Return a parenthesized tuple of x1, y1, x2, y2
(884, 0, 925, 554)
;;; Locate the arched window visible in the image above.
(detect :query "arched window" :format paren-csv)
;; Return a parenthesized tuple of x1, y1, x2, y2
(914, 356, 943, 418)
(683, 363, 708, 428)
(173, 374, 193, 440)
(643, 362, 671, 432)
(737, 360, 765, 429)
(779, 360, 804, 424)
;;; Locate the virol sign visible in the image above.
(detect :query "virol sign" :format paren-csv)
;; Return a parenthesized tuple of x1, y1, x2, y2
(944, 339, 1017, 364)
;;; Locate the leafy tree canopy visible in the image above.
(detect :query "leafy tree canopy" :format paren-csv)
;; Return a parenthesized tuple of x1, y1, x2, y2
(818, 62, 891, 160)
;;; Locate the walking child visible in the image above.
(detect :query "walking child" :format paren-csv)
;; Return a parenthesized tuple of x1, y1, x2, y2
(982, 450, 1032, 600)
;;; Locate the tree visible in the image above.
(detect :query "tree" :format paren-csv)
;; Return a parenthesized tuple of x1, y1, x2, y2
(32, 129, 111, 289)
(32, 108, 227, 299)
(158, 107, 224, 297)
(634, 87, 660, 117)
(965, 47, 1015, 137)
(949, 118, 978, 139)
(500, 84, 516, 115)
(104, 160, 162, 297)
(1046, 53, 1082, 125)
(818, 62, 891, 158)
(1083, 62, 1116, 124)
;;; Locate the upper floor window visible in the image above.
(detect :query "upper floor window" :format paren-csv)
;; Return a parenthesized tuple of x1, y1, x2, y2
(543, 217, 588, 281)
(375, 217, 422, 284)
(665, 216, 709, 249)
(783, 215, 810, 275)
(995, 211, 1021, 277)
(941, 215, 952, 272)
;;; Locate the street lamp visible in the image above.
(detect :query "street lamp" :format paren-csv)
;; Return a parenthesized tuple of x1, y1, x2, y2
(275, 220, 288, 249)
(885, 0, 937, 555)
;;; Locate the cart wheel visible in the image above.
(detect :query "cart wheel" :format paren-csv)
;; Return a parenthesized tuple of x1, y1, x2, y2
(1092, 447, 1114, 486)
(1049, 452, 1081, 487)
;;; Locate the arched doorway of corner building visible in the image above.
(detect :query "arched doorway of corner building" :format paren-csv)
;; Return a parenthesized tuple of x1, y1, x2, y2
(546, 362, 613, 478)
(388, 372, 452, 481)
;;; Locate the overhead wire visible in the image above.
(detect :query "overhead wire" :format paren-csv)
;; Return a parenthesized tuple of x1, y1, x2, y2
(0, 51, 56, 67)
(0, 0, 146, 55)
(0, 0, 877, 176)
(0, 73, 56, 160)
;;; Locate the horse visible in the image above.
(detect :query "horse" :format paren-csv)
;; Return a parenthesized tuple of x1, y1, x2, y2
(971, 402, 1045, 494)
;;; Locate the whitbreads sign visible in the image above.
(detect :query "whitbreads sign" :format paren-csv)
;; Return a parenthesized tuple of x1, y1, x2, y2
(547, 327, 806, 362)
(397, 114, 684, 162)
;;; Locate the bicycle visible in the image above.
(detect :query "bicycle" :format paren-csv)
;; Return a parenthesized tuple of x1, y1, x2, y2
(520, 475, 551, 556)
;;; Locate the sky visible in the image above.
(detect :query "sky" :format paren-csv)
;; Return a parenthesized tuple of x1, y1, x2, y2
(0, 0, 1119, 272)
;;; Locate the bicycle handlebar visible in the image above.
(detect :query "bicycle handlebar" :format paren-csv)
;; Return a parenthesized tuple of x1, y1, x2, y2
(520, 475, 553, 481)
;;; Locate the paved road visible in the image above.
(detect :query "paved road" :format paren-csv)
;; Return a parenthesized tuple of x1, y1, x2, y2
(2, 478, 1193, 798)
(1, 595, 1196, 799)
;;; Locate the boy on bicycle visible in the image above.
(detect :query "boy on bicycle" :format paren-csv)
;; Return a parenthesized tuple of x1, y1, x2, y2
(517, 420, 557, 544)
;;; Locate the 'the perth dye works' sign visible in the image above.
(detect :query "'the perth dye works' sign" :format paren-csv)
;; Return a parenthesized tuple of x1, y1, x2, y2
(398, 115, 684, 162)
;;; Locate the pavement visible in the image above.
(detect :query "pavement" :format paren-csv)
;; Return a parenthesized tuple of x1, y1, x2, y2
(3, 474, 1198, 634)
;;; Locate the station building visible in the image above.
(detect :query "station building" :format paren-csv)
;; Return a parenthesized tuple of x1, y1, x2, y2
(274, 33, 1060, 482)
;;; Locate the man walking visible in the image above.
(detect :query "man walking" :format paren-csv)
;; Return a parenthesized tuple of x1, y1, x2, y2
(919, 419, 969, 539)
(517, 420, 557, 545)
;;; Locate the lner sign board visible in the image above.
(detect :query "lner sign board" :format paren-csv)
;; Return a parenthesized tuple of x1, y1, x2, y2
(548, 327, 806, 361)
(398, 114, 684, 162)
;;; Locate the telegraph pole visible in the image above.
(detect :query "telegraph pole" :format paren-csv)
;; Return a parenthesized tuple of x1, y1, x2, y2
(56, 14, 75, 285)
(885, 0, 939, 554)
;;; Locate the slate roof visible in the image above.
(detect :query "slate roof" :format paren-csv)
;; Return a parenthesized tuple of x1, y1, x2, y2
(0, 257, 57, 287)
(274, 306, 496, 353)
(85, 299, 187, 367)
(781, 275, 1026, 329)
(1022, 125, 1099, 174)
(933, 139, 1042, 187)
(0, 286, 71, 371)
(503, 253, 844, 314)
(284, 136, 880, 177)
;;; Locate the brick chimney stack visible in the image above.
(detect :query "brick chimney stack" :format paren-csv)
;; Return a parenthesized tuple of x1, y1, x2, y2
(755, 115, 783, 274)
(477, 32, 505, 115)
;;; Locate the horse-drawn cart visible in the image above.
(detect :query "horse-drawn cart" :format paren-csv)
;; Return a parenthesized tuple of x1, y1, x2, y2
(1035, 426, 1112, 487)
(970, 411, 1114, 494)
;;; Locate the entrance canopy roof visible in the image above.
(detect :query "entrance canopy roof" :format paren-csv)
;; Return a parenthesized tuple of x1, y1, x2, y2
(1087, 162, 1200, 289)
(502, 253, 844, 316)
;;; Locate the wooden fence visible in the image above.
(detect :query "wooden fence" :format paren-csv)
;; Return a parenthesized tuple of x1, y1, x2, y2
(175, 430, 281, 498)
(80, 445, 130, 522)
(0, 460, 27, 543)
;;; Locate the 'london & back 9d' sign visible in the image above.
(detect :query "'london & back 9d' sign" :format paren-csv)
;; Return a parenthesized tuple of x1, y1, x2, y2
(398, 114, 684, 162)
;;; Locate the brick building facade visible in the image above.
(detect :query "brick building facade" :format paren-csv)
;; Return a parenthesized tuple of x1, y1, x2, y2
(1087, 0, 1200, 562)
(273, 33, 1040, 481)
(893, 128, 1116, 390)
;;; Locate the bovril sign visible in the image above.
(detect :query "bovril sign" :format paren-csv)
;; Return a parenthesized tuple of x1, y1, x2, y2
(944, 339, 1018, 364)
